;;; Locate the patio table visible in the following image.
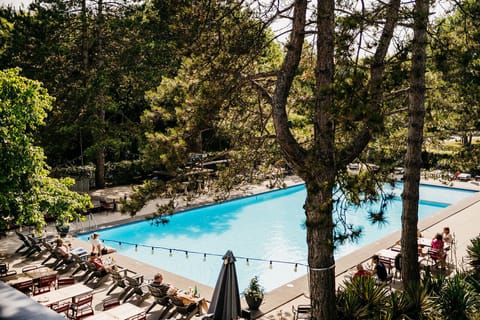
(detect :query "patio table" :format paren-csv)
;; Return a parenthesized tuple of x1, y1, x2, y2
(83, 303, 145, 320)
(32, 283, 93, 307)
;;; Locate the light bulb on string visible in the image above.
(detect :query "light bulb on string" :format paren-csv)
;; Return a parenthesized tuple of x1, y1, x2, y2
(203, 253, 207, 262)
(169, 249, 173, 257)
(269, 260, 273, 269)
(294, 263, 298, 272)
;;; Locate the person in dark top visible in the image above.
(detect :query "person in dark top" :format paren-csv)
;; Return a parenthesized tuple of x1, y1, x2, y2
(150, 273, 173, 296)
(371, 255, 387, 284)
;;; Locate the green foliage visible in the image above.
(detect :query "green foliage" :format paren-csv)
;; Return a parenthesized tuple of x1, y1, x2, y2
(467, 235, 480, 273)
(0, 69, 90, 231)
(120, 180, 166, 216)
(243, 276, 264, 300)
(336, 276, 390, 320)
(430, 0, 480, 147)
(436, 274, 479, 320)
(389, 282, 434, 320)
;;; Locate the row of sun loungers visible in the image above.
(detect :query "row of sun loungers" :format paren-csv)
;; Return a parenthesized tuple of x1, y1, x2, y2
(3, 231, 208, 320)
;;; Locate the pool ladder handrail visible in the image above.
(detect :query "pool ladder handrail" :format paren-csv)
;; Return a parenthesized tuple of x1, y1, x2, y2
(74, 213, 98, 232)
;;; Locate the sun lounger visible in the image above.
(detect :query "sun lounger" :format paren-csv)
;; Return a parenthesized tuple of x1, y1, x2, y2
(168, 295, 199, 320)
(106, 266, 135, 295)
(146, 284, 174, 317)
(121, 275, 151, 305)
(83, 261, 111, 289)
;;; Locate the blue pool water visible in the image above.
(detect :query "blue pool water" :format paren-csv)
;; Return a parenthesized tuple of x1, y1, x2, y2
(78, 183, 476, 292)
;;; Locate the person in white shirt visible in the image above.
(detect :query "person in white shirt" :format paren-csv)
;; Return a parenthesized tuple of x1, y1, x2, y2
(442, 227, 453, 244)
(89, 233, 116, 256)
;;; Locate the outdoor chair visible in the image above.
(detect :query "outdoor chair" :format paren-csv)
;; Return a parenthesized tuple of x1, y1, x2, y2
(24, 235, 46, 258)
(121, 275, 151, 305)
(14, 231, 35, 254)
(102, 297, 120, 310)
(292, 304, 311, 320)
(146, 284, 173, 317)
(33, 274, 58, 295)
(106, 266, 133, 295)
(168, 295, 199, 320)
(125, 312, 147, 320)
(427, 248, 445, 268)
(51, 300, 71, 316)
(41, 240, 58, 265)
(22, 264, 39, 272)
(13, 279, 34, 295)
(0, 262, 17, 277)
(57, 276, 76, 288)
(83, 261, 111, 289)
(53, 254, 77, 273)
(71, 254, 91, 278)
(67, 294, 94, 319)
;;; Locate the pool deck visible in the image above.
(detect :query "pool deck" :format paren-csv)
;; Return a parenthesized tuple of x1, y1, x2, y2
(1, 176, 480, 319)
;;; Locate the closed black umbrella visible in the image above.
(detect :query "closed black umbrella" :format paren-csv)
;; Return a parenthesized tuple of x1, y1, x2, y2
(208, 250, 241, 320)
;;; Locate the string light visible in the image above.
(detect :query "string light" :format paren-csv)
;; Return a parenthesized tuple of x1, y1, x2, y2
(102, 239, 310, 270)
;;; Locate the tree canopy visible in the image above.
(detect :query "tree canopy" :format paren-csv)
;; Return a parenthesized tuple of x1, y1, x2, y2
(0, 68, 91, 232)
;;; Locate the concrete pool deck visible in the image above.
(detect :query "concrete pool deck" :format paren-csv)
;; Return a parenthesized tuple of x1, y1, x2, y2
(1, 176, 480, 319)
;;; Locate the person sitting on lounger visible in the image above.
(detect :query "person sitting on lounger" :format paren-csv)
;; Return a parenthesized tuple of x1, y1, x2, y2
(89, 233, 116, 256)
(150, 273, 173, 296)
(55, 238, 74, 262)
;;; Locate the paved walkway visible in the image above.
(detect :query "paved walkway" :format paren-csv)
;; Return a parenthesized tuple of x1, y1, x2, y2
(1, 176, 480, 319)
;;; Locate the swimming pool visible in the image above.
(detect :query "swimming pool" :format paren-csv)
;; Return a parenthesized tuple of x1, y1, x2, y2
(78, 183, 476, 292)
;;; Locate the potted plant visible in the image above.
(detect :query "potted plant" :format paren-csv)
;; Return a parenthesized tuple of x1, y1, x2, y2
(243, 276, 264, 310)
(55, 220, 70, 238)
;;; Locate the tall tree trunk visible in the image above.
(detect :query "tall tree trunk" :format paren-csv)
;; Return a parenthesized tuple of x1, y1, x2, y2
(305, 175, 336, 319)
(401, 0, 429, 285)
(271, 0, 400, 318)
(94, 0, 106, 189)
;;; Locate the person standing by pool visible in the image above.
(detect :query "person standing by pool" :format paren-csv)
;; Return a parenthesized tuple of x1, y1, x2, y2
(442, 227, 453, 244)
(90, 233, 116, 256)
